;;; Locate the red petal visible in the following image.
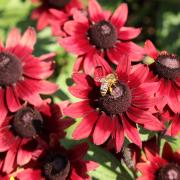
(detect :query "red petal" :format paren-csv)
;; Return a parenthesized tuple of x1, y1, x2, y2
(132, 82, 159, 97)
(73, 9, 89, 24)
(113, 117, 124, 152)
(37, 80, 58, 94)
(110, 3, 128, 28)
(37, 12, 49, 30)
(121, 114, 142, 148)
(20, 27, 36, 50)
(171, 115, 180, 136)
(72, 73, 94, 88)
(59, 37, 91, 55)
(118, 27, 141, 40)
(64, 21, 88, 36)
(17, 139, 33, 166)
(128, 64, 149, 88)
(93, 113, 113, 145)
(73, 56, 84, 72)
(63, 100, 94, 118)
(0, 129, 15, 151)
(127, 107, 164, 131)
(144, 40, 159, 59)
(73, 111, 98, 139)
(16, 81, 43, 106)
(85, 161, 99, 171)
(88, 0, 104, 22)
(117, 42, 145, 61)
(116, 54, 130, 83)
(3, 139, 21, 173)
(16, 168, 41, 180)
(162, 142, 174, 161)
(6, 86, 21, 112)
(167, 83, 180, 113)
(0, 89, 8, 123)
(69, 86, 92, 99)
(6, 28, 21, 48)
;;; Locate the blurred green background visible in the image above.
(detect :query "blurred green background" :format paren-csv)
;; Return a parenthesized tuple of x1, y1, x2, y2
(0, 0, 179, 179)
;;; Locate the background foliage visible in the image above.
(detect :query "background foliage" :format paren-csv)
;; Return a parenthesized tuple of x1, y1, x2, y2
(0, 0, 179, 179)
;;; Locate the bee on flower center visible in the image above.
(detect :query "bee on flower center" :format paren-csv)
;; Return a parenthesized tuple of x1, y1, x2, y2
(97, 73, 118, 96)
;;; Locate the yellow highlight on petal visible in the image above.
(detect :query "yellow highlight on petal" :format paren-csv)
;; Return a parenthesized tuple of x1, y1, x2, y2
(10, 176, 15, 180)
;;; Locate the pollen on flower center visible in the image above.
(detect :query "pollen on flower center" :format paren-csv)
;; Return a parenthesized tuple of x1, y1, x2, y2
(48, 0, 71, 9)
(88, 20, 118, 49)
(156, 163, 180, 180)
(0, 52, 22, 86)
(98, 82, 132, 115)
(155, 54, 180, 80)
(43, 152, 70, 180)
(12, 107, 43, 138)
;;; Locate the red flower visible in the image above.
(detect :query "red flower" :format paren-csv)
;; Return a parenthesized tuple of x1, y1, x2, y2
(31, 0, 83, 36)
(64, 55, 164, 152)
(144, 40, 180, 113)
(59, 0, 144, 74)
(0, 102, 74, 173)
(8, 143, 98, 180)
(0, 27, 58, 122)
(136, 142, 180, 180)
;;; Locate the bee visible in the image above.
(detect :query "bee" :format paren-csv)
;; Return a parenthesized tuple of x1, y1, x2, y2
(96, 73, 118, 96)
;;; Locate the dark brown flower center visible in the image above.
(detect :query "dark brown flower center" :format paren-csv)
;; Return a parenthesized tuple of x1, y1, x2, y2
(88, 20, 117, 49)
(12, 107, 43, 138)
(156, 163, 180, 180)
(48, 0, 71, 9)
(43, 152, 70, 180)
(155, 54, 180, 80)
(98, 82, 132, 115)
(0, 52, 22, 86)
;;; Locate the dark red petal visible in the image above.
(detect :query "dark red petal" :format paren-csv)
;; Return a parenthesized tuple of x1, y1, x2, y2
(63, 100, 94, 118)
(162, 142, 174, 161)
(144, 40, 159, 59)
(6, 86, 21, 112)
(68, 143, 88, 161)
(93, 113, 113, 145)
(88, 0, 104, 22)
(116, 54, 130, 83)
(110, 3, 128, 28)
(121, 114, 142, 148)
(118, 27, 141, 40)
(6, 28, 21, 48)
(73, 111, 98, 139)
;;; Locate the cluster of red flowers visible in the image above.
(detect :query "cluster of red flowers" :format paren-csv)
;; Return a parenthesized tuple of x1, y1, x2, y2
(0, 0, 179, 179)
